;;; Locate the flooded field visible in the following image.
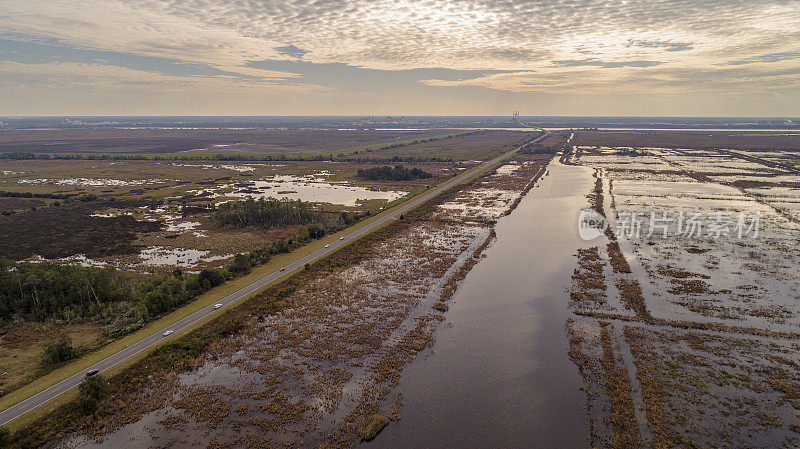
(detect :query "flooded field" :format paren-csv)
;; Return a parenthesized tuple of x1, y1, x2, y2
(0, 157, 445, 400)
(0, 131, 527, 274)
(567, 144, 800, 447)
(0, 160, 420, 272)
(51, 154, 551, 448)
(8, 131, 800, 449)
(195, 174, 406, 207)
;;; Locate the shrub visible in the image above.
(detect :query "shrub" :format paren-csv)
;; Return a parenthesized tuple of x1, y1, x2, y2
(42, 333, 75, 366)
(78, 374, 107, 414)
(229, 254, 252, 275)
(198, 269, 226, 289)
(307, 225, 325, 239)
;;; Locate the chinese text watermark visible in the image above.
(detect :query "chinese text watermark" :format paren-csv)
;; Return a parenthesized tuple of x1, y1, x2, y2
(578, 209, 761, 241)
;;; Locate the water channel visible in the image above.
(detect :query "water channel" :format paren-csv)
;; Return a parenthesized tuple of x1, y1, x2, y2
(374, 161, 594, 448)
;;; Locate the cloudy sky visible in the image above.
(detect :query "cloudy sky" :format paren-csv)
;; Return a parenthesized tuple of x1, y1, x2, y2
(1, 0, 799, 116)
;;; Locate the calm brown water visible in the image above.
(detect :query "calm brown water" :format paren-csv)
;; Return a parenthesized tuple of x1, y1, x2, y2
(373, 161, 594, 448)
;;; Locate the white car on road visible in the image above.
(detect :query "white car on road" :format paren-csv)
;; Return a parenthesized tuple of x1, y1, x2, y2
(213, 303, 223, 310)
(324, 244, 330, 248)
(163, 330, 174, 337)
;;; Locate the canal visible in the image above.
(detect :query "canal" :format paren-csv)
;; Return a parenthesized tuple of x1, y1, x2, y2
(374, 161, 595, 448)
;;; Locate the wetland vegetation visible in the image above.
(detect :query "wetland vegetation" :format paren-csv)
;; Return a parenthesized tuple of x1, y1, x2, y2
(3, 126, 798, 448)
(0, 130, 544, 439)
(0, 128, 464, 155)
(566, 133, 800, 448)
(0, 140, 551, 447)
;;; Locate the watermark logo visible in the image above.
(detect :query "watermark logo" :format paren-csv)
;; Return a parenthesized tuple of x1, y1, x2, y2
(579, 210, 761, 241)
(578, 208, 608, 241)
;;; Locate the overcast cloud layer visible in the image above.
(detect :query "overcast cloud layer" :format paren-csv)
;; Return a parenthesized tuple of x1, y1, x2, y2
(1, 0, 799, 115)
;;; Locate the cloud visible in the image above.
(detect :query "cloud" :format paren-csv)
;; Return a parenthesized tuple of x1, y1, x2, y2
(421, 62, 800, 96)
(276, 45, 309, 60)
(3, 0, 798, 72)
(627, 40, 694, 52)
(0, 0, 798, 113)
(727, 51, 800, 65)
(0, 37, 299, 81)
(421, 70, 656, 94)
(0, 60, 321, 94)
(552, 58, 662, 68)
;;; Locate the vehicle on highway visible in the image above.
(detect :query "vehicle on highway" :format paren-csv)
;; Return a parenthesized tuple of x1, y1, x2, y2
(325, 244, 330, 248)
(280, 267, 286, 271)
(213, 303, 223, 309)
(163, 330, 174, 337)
(339, 237, 344, 240)
(85, 369, 99, 377)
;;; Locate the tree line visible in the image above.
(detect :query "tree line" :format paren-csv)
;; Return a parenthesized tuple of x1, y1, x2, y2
(0, 152, 337, 162)
(213, 197, 324, 228)
(0, 260, 217, 330)
(356, 165, 433, 181)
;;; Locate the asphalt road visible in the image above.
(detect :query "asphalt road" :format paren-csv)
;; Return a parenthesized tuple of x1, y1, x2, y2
(0, 133, 547, 426)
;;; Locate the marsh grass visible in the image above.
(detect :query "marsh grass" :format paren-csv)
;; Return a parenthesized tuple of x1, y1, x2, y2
(599, 323, 643, 448)
(4, 159, 511, 448)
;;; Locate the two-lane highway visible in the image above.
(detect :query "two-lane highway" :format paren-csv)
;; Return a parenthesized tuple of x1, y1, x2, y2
(0, 132, 549, 426)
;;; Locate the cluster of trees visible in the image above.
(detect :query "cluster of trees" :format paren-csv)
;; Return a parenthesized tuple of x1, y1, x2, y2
(343, 155, 454, 163)
(344, 132, 474, 156)
(213, 197, 369, 234)
(0, 259, 256, 338)
(518, 144, 557, 155)
(0, 261, 133, 322)
(0, 152, 146, 161)
(356, 165, 433, 181)
(0, 190, 73, 200)
(213, 197, 323, 229)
